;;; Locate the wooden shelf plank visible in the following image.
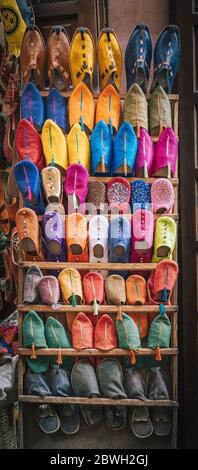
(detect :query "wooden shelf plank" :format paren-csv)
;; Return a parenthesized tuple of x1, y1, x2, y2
(88, 176, 179, 185)
(19, 395, 179, 407)
(19, 347, 178, 357)
(18, 304, 178, 313)
(18, 261, 157, 270)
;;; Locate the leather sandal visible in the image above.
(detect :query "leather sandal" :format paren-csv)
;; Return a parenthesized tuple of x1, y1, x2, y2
(15, 207, 40, 256)
(20, 25, 46, 90)
(0, 176, 10, 236)
(1, 169, 18, 222)
(69, 27, 95, 90)
(97, 28, 122, 92)
(3, 117, 15, 164)
(47, 26, 70, 91)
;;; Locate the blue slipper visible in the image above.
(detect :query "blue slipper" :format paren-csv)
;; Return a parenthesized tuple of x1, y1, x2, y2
(109, 216, 131, 278)
(90, 120, 112, 176)
(152, 25, 181, 93)
(125, 24, 152, 92)
(14, 160, 45, 214)
(112, 122, 138, 176)
(46, 88, 68, 132)
(131, 180, 151, 213)
(16, 0, 35, 26)
(21, 82, 45, 130)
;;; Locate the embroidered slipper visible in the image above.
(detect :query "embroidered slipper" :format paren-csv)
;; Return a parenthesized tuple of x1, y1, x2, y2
(125, 24, 152, 92)
(58, 268, 83, 306)
(20, 25, 46, 90)
(135, 128, 155, 177)
(152, 216, 177, 262)
(152, 25, 181, 94)
(151, 178, 175, 214)
(46, 88, 68, 132)
(42, 119, 68, 174)
(47, 26, 70, 92)
(107, 177, 131, 213)
(14, 159, 45, 215)
(96, 84, 121, 135)
(69, 27, 95, 90)
(86, 180, 107, 210)
(67, 123, 90, 170)
(131, 180, 151, 212)
(21, 82, 45, 130)
(97, 28, 122, 92)
(123, 83, 148, 135)
(90, 120, 112, 176)
(131, 209, 154, 263)
(112, 123, 138, 176)
(15, 119, 44, 171)
(153, 128, 178, 177)
(69, 82, 95, 134)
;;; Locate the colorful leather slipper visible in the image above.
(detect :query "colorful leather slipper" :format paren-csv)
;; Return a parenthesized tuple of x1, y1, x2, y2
(131, 209, 154, 263)
(146, 367, 171, 436)
(125, 24, 152, 92)
(105, 274, 126, 305)
(15, 119, 44, 171)
(47, 26, 70, 91)
(0, 177, 10, 236)
(69, 27, 95, 90)
(86, 180, 106, 210)
(42, 210, 65, 256)
(67, 123, 90, 170)
(38, 276, 60, 306)
(34, 405, 60, 434)
(152, 25, 181, 93)
(17, 0, 35, 27)
(90, 120, 112, 176)
(109, 216, 131, 265)
(3, 117, 14, 165)
(112, 122, 138, 176)
(124, 368, 153, 438)
(46, 88, 68, 133)
(153, 127, 178, 177)
(24, 368, 52, 397)
(16, 208, 40, 256)
(21, 82, 45, 130)
(94, 314, 118, 350)
(20, 25, 46, 89)
(66, 213, 88, 262)
(23, 310, 50, 373)
(96, 84, 121, 135)
(0, 0, 26, 57)
(64, 164, 88, 212)
(45, 317, 73, 371)
(89, 215, 109, 272)
(69, 82, 95, 134)
(123, 83, 148, 135)
(131, 180, 151, 212)
(148, 259, 179, 305)
(7, 146, 19, 198)
(149, 86, 172, 137)
(41, 167, 62, 204)
(97, 358, 126, 431)
(151, 178, 175, 214)
(83, 272, 104, 314)
(126, 274, 147, 305)
(58, 268, 83, 305)
(72, 312, 94, 349)
(14, 160, 45, 214)
(49, 365, 80, 435)
(71, 359, 102, 427)
(97, 28, 122, 92)
(23, 266, 43, 304)
(107, 177, 131, 213)
(152, 216, 177, 262)
(135, 128, 155, 177)
(42, 119, 68, 174)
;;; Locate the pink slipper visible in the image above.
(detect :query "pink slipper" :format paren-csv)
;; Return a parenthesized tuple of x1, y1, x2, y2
(153, 127, 178, 177)
(135, 128, 155, 177)
(131, 209, 154, 263)
(151, 178, 175, 214)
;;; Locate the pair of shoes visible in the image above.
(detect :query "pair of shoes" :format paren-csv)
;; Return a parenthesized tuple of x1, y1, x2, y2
(124, 367, 172, 438)
(125, 23, 181, 93)
(72, 358, 127, 430)
(25, 365, 80, 435)
(71, 312, 117, 350)
(23, 266, 60, 306)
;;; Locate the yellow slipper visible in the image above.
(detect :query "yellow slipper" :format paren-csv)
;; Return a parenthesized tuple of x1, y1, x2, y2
(69, 81, 95, 134)
(152, 216, 177, 263)
(42, 119, 68, 174)
(67, 123, 90, 170)
(97, 28, 122, 92)
(69, 27, 95, 89)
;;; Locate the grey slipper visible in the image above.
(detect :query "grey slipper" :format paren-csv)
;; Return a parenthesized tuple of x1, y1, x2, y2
(151, 407, 171, 436)
(71, 359, 102, 427)
(97, 358, 127, 431)
(147, 367, 171, 436)
(24, 368, 52, 397)
(34, 404, 60, 434)
(23, 265, 43, 304)
(49, 365, 80, 435)
(124, 367, 153, 438)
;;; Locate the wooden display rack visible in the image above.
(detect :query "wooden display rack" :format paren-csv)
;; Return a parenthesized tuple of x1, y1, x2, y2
(17, 93, 179, 449)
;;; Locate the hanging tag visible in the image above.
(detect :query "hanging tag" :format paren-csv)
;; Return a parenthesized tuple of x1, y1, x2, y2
(57, 348, 62, 365)
(31, 342, 37, 359)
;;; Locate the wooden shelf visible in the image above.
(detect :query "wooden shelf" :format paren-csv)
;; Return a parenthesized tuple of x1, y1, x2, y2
(18, 395, 179, 407)
(88, 176, 179, 185)
(19, 347, 178, 357)
(18, 304, 178, 313)
(18, 261, 157, 270)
